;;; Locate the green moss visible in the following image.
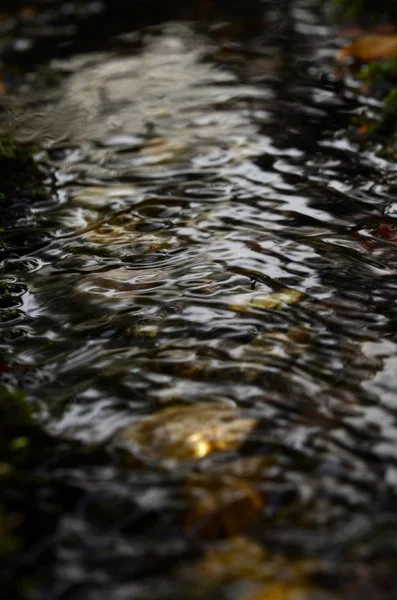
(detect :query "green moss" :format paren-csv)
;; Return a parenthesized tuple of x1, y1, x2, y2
(359, 58, 397, 84)
(0, 507, 22, 557)
(0, 386, 33, 426)
(331, 0, 397, 20)
(368, 88, 397, 137)
(0, 309, 21, 323)
(10, 437, 30, 451)
(0, 138, 38, 161)
(331, 0, 366, 19)
(0, 138, 45, 207)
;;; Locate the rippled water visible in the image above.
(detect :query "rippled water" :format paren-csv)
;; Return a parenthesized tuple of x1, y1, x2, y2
(3, 1, 397, 598)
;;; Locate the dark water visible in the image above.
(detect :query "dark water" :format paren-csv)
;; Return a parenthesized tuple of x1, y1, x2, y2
(3, 1, 397, 599)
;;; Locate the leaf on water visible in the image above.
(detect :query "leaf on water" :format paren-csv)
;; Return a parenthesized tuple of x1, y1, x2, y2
(337, 35, 397, 63)
(228, 289, 303, 313)
(118, 403, 257, 465)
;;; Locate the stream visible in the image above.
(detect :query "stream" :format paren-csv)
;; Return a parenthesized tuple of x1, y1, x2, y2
(2, 1, 397, 599)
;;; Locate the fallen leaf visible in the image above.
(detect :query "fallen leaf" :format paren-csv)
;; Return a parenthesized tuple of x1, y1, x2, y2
(377, 222, 397, 241)
(337, 34, 397, 63)
(357, 122, 370, 136)
(118, 403, 257, 465)
(228, 289, 303, 313)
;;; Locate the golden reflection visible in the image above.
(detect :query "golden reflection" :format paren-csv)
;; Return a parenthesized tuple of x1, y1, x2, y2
(119, 402, 256, 464)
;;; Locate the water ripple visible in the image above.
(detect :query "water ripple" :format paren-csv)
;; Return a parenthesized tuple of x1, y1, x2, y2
(3, 5, 397, 598)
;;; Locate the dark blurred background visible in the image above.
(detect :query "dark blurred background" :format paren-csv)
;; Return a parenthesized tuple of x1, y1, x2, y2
(0, 0, 266, 70)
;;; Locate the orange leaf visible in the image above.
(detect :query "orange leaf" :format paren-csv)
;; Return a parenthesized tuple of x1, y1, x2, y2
(357, 123, 369, 136)
(337, 34, 397, 63)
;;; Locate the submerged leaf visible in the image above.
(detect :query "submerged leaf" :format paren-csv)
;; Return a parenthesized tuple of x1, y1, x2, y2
(184, 456, 276, 537)
(118, 403, 256, 464)
(183, 537, 331, 599)
(337, 34, 397, 63)
(228, 289, 303, 313)
(377, 222, 397, 241)
(243, 582, 316, 600)
(185, 473, 264, 538)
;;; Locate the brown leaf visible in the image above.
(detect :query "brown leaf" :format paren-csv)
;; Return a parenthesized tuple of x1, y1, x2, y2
(337, 34, 397, 63)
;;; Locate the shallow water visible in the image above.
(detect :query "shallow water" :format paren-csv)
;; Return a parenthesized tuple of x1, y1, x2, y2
(3, 1, 397, 598)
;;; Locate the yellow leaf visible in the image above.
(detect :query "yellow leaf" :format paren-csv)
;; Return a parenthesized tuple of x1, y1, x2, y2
(118, 403, 256, 465)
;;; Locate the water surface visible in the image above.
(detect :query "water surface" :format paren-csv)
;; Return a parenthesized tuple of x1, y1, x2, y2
(3, 2, 397, 598)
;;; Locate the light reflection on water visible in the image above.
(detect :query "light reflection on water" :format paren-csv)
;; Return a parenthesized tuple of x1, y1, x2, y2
(3, 2, 397, 598)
